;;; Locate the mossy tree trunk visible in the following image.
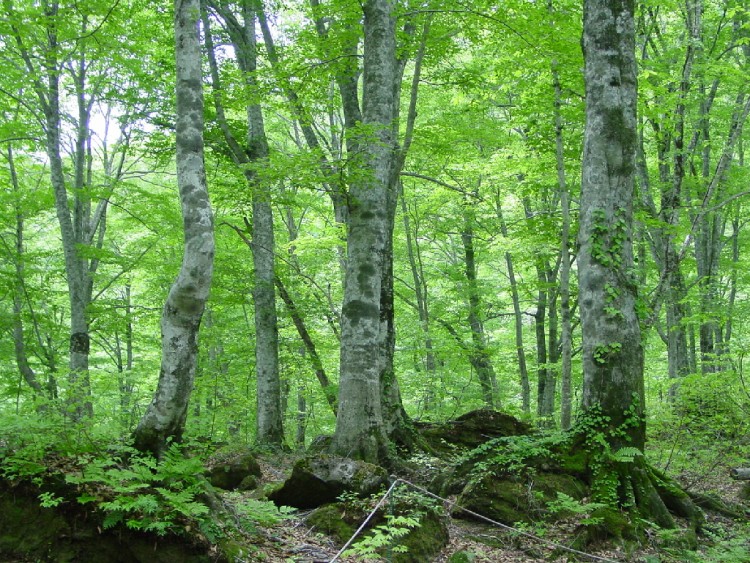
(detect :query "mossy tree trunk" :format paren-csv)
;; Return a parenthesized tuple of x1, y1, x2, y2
(577, 0, 701, 530)
(579, 0, 644, 451)
(330, 0, 397, 463)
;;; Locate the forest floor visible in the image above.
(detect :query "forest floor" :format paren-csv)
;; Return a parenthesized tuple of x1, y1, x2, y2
(2, 413, 748, 562)
(226, 451, 750, 562)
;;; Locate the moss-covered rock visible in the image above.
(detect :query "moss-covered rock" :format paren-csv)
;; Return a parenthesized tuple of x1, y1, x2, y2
(554, 447, 589, 476)
(238, 475, 258, 491)
(268, 455, 388, 509)
(304, 486, 448, 563)
(534, 472, 587, 504)
(392, 507, 450, 563)
(206, 451, 261, 491)
(457, 476, 532, 525)
(306, 504, 356, 544)
(456, 469, 589, 527)
(418, 409, 531, 454)
(0, 480, 218, 562)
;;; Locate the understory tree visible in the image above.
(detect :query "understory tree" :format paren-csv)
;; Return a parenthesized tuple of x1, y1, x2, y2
(202, 0, 284, 447)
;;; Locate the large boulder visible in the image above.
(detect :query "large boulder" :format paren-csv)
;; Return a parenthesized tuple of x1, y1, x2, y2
(305, 493, 449, 562)
(417, 409, 531, 454)
(456, 471, 586, 525)
(206, 452, 261, 491)
(268, 455, 388, 509)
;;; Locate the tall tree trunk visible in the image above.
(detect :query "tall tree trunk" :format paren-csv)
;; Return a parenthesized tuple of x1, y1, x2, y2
(532, 258, 548, 418)
(330, 0, 397, 463)
(35, 3, 94, 419)
(133, 0, 214, 458)
(118, 285, 135, 428)
(8, 145, 44, 400)
(275, 277, 338, 414)
(579, 0, 644, 449)
(378, 15, 430, 450)
(401, 191, 438, 410)
(543, 264, 559, 422)
(552, 60, 574, 429)
(379, 210, 412, 445)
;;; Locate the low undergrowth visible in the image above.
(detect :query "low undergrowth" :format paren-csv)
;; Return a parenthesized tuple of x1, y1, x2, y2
(1, 409, 749, 562)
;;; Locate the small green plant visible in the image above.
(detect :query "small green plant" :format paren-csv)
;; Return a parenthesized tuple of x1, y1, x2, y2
(593, 341, 622, 365)
(603, 283, 624, 320)
(225, 495, 294, 530)
(460, 431, 569, 483)
(546, 492, 607, 525)
(38, 491, 64, 508)
(343, 514, 420, 559)
(66, 442, 210, 536)
(590, 208, 628, 269)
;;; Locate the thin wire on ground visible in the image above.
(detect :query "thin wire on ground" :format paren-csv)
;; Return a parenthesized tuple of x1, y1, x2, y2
(328, 477, 621, 563)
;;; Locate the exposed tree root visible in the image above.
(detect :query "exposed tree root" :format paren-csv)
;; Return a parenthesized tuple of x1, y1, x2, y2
(584, 455, 705, 546)
(686, 490, 746, 519)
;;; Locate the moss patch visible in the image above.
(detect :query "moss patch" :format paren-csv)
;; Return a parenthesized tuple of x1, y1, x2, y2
(457, 476, 531, 525)
(0, 480, 214, 562)
(392, 508, 449, 563)
(418, 409, 531, 454)
(306, 504, 356, 544)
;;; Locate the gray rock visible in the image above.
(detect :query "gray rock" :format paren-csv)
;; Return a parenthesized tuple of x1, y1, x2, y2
(207, 452, 261, 490)
(268, 455, 388, 509)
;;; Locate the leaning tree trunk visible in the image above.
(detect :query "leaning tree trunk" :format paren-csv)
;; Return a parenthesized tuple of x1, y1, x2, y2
(330, 0, 396, 463)
(497, 203, 530, 414)
(577, 0, 700, 530)
(8, 145, 44, 400)
(133, 0, 214, 459)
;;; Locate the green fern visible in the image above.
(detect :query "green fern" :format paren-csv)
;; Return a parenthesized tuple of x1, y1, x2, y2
(610, 447, 643, 463)
(65, 443, 211, 537)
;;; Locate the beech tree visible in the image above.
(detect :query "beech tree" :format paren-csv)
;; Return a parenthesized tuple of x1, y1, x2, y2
(132, 0, 215, 458)
(1, 0, 106, 419)
(579, 0, 643, 447)
(577, 0, 701, 526)
(329, 0, 398, 462)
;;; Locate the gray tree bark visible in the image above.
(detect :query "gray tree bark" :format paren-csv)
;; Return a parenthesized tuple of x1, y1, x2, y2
(133, 0, 215, 458)
(243, 1, 284, 448)
(330, 0, 397, 463)
(203, 0, 284, 446)
(552, 62, 574, 430)
(14, 1, 94, 419)
(579, 0, 644, 449)
(7, 145, 44, 400)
